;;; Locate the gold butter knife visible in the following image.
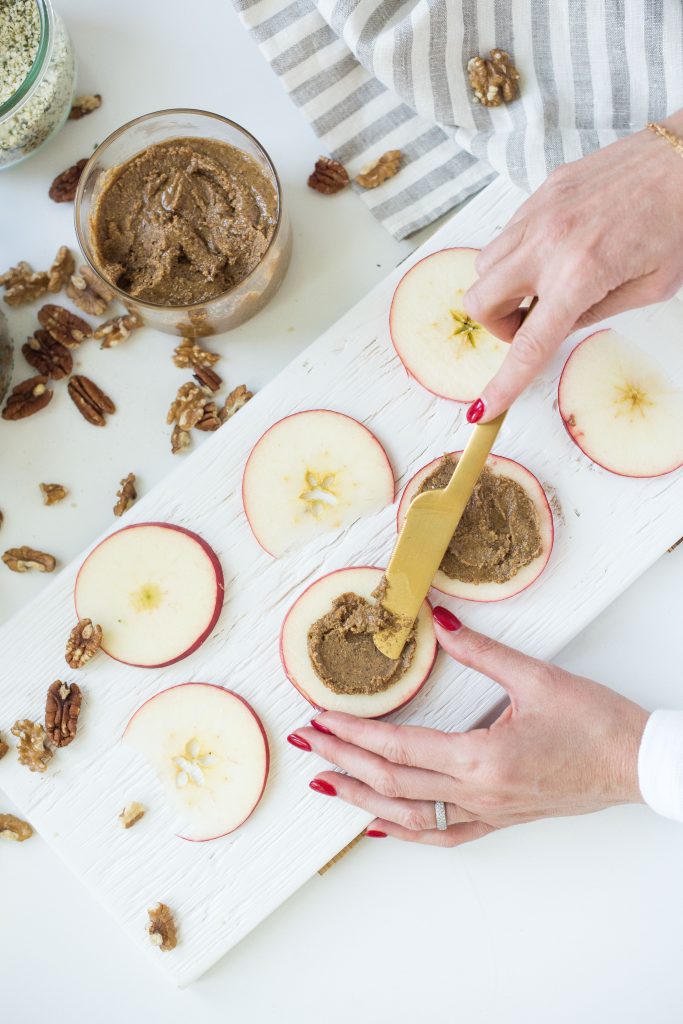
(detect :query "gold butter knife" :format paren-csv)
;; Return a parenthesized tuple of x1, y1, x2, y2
(373, 411, 506, 659)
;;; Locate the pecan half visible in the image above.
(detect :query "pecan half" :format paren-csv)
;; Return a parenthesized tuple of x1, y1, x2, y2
(22, 329, 73, 379)
(69, 94, 102, 120)
(47, 245, 75, 293)
(12, 720, 53, 773)
(0, 814, 33, 841)
(68, 374, 115, 426)
(2, 546, 56, 572)
(2, 376, 53, 420)
(0, 261, 49, 306)
(308, 156, 350, 194)
(356, 149, 402, 189)
(94, 311, 141, 348)
(65, 618, 102, 669)
(49, 158, 88, 202)
(193, 364, 222, 392)
(40, 483, 68, 505)
(38, 304, 93, 348)
(195, 402, 221, 431)
(220, 384, 253, 423)
(45, 680, 82, 748)
(467, 49, 520, 107)
(147, 903, 178, 951)
(119, 802, 145, 829)
(66, 265, 113, 316)
(113, 473, 137, 516)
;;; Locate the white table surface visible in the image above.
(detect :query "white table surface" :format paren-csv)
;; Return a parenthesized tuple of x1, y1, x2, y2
(1, 1, 682, 1020)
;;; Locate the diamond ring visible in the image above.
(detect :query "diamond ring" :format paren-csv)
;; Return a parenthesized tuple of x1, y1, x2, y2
(434, 800, 447, 831)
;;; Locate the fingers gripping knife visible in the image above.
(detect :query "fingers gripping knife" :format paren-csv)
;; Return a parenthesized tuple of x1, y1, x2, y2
(372, 412, 507, 659)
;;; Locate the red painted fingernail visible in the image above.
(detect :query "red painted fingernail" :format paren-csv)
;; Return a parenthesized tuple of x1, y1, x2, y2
(287, 733, 311, 751)
(310, 718, 333, 735)
(466, 398, 485, 423)
(309, 778, 337, 796)
(432, 606, 463, 631)
(365, 830, 387, 838)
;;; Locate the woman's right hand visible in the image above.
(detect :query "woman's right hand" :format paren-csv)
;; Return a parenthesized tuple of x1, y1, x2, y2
(462, 113, 683, 424)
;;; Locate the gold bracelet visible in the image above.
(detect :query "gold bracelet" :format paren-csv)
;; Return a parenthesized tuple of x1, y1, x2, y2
(647, 121, 683, 159)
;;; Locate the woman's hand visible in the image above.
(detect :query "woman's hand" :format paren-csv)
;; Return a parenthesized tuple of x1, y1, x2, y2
(288, 610, 649, 847)
(463, 112, 683, 423)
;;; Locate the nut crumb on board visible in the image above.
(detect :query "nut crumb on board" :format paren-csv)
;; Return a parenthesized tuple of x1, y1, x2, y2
(119, 802, 145, 829)
(147, 903, 178, 951)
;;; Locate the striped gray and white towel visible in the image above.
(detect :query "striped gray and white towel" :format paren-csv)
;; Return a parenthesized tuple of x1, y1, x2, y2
(232, 0, 683, 239)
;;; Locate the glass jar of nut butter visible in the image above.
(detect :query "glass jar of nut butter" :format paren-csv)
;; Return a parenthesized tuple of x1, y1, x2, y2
(0, 0, 76, 169)
(75, 109, 293, 336)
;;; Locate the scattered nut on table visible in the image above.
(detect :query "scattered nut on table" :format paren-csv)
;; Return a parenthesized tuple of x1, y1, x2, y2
(172, 337, 220, 371)
(65, 618, 102, 669)
(2, 546, 56, 572)
(49, 158, 88, 203)
(47, 245, 75, 293)
(0, 732, 8, 760)
(113, 473, 137, 517)
(38, 303, 92, 348)
(23, 330, 73, 379)
(40, 483, 68, 506)
(467, 48, 520, 107)
(68, 374, 116, 426)
(66, 264, 113, 316)
(0, 814, 33, 842)
(94, 311, 141, 348)
(0, 261, 49, 306)
(147, 903, 178, 951)
(308, 156, 349, 194)
(1, 376, 53, 420)
(220, 384, 253, 423)
(69, 94, 102, 120)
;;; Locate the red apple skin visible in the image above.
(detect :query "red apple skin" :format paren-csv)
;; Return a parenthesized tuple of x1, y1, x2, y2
(74, 522, 225, 669)
(241, 409, 396, 557)
(397, 453, 554, 602)
(279, 565, 438, 719)
(123, 682, 270, 844)
(558, 330, 683, 479)
(389, 246, 483, 404)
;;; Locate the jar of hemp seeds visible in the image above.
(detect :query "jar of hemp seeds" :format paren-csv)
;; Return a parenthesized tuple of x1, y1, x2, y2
(0, 0, 76, 170)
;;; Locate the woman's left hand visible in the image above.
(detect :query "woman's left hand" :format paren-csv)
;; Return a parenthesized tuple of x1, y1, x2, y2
(287, 610, 649, 846)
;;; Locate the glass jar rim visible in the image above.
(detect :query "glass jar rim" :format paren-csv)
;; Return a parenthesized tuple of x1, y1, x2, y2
(0, 0, 54, 123)
(74, 108, 285, 314)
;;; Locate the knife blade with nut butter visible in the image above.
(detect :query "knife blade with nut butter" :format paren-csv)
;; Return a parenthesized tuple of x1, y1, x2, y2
(372, 411, 507, 659)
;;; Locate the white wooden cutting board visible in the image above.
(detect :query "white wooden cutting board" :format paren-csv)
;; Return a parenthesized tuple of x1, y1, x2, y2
(1, 177, 681, 987)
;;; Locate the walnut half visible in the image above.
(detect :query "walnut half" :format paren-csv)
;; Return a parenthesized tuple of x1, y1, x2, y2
(45, 680, 83, 748)
(147, 903, 178, 951)
(11, 720, 53, 772)
(467, 49, 520, 107)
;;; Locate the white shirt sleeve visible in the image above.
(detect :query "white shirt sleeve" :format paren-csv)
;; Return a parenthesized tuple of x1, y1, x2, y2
(638, 711, 683, 822)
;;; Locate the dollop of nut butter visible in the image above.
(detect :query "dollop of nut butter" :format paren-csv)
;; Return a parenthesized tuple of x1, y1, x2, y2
(307, 591, 416, 696)
(416, 455, 542, 584)
(90, 137, 278, 306)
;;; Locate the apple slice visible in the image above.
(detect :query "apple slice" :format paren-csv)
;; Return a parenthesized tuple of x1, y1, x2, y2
(75, 523, 224, 667)
(558, 329, 683, 478)
(242, 410, 394, 556)
(389, 247, 508, 402)
(280, 566, 437, 717)
(398, 453, 553, 601)
(124, 683, 269, 842)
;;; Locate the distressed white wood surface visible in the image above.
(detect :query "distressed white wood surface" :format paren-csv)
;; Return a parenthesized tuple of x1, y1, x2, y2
(0, 177, 681, 987)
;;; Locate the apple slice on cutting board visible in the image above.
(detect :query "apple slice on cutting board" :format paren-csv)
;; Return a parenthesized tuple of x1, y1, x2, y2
(75, 523, 224, 667)
(242, 410, 394, 556)
(280, 566, 437, 717)
(124, 683, 269, 842)
(389, 247, 508, 402)
(398, 453, 554, 602)
(558, 328, 683, 478)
